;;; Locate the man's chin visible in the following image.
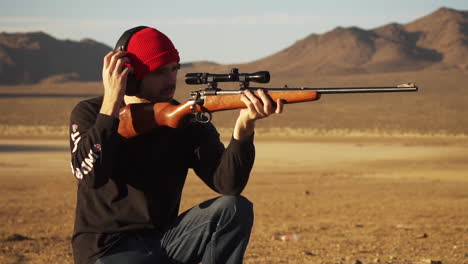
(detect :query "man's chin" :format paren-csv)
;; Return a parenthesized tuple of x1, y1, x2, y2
(150, 96, 174, 103)
(138, 90, 175, 103)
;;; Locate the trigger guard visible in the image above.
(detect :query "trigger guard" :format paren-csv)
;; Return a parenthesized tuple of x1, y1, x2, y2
(195, 112, 212, 123)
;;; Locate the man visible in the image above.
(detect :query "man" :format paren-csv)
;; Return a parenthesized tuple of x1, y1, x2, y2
(69, 27, 284, 264)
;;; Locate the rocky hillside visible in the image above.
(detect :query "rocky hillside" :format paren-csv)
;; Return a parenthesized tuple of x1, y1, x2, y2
(233, 7, 468, 76)
(0, 32, 111, 84)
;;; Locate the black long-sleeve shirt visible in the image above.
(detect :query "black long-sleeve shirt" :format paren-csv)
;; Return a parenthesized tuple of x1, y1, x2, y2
(69, 96, 255, 264)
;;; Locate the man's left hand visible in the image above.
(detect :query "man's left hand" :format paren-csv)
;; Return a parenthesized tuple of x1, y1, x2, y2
(233, 89, 284, 140)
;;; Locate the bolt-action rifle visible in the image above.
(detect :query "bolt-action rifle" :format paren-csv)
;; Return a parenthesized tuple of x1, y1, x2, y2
(118, 68, 418, 139)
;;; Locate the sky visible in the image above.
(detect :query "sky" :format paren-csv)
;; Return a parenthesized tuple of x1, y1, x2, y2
(0, 0, 467, 64)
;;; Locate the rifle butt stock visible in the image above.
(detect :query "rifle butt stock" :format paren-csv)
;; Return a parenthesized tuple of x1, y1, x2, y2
(118, 101, 194, 138)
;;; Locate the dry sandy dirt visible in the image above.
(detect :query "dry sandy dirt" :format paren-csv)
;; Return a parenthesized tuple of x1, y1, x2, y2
(0, 136, 467, 264)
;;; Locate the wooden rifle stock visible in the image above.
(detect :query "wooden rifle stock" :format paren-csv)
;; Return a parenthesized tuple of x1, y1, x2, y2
(118, 90, 320, 139)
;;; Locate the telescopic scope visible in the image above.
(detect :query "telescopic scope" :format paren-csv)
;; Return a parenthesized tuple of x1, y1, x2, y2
(185, 68, 270, 85)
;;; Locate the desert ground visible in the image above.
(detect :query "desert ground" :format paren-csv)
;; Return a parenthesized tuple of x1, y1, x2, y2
(0, 135, 467, 264)
(0, 69, 467, 264)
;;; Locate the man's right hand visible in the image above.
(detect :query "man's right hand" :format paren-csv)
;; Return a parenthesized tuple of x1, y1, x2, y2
(100, 50, 133, 118)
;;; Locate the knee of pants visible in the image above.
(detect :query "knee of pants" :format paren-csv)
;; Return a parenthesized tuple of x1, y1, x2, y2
(211, 195, 254, 227)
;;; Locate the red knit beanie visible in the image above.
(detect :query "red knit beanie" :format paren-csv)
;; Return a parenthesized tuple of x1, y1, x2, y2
(126, 28, 180, 80)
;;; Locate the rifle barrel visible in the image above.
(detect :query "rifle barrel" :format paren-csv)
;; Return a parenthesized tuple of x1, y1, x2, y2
(300, 83, 418, 94)
(210, 83, 418, 95)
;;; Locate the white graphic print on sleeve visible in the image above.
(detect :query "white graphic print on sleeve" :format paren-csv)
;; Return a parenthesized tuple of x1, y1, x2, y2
(71, 124, 81, 153)
(72, 148, 101, 180)
(70, 124, 102, 180)
(75, 167, 83, 180)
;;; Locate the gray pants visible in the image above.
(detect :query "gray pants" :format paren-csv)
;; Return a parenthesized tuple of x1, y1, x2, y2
(95, 195, 254, 264)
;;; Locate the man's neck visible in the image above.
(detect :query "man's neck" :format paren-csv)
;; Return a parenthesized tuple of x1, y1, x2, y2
(124, 95, 151, 105)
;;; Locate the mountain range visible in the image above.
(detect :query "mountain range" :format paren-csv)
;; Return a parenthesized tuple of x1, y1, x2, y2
(0, 33, 110, 84)
(0, 7, 466, 84)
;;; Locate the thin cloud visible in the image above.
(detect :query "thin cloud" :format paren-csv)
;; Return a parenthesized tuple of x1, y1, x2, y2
(0, 13, 324, 28)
